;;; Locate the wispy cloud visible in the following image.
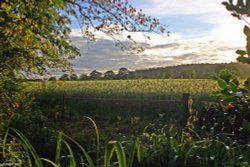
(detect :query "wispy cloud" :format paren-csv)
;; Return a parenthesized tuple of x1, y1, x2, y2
(139, 0, 221, 16)
(70, 29, 243, 74)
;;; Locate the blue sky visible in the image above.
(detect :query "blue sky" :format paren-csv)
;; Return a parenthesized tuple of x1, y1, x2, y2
(70, 0, 247, 74)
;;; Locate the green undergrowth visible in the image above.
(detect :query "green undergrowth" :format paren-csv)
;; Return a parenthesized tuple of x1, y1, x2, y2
(1, 116, 250, 167)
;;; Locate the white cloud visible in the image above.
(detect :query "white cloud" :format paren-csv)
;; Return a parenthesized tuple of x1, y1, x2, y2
(134, 0, 246, 41)
(69, 27, 244, 74)
(68, 1, 248, 73)
(138, 0, 223, 16)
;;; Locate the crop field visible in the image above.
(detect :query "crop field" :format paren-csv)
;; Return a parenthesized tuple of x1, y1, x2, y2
(26, 79, 219, 117)
(26, 79, 220, 119)
(23, 79, 220, 147)
(27, 79, 218, 100)
(26, 79, 219, 134)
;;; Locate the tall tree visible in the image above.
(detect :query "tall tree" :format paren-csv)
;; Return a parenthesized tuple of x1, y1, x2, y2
(59, 74, 70, 81)
(104, 70, 116, 80)
(79, 74, 89, 80)
(90, 70, 102, 79)
(115, 67, 129, 79)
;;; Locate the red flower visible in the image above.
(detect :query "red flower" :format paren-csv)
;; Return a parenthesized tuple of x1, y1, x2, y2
(14, 102, 21, 108)
(117, 3, 121, 8)
(226, 102, 234, 109)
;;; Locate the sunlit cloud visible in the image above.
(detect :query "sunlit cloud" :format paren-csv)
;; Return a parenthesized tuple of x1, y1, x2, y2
(68, 0, 247, 74)
(138, 0, 221, 16)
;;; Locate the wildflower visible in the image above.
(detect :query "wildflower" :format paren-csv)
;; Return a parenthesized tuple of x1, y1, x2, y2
(14, 102, 20, 108)
(236, 91, 243, 97)
(226, 102, 234, 110)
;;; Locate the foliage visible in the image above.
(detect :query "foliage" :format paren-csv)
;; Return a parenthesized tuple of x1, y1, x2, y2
(222, 0, 250, 19)
(79, 74, 89, 80)
(1, 122, 141, 167)
(48, 77, 57, 81)
(0, 0, 77, 130)
(70, 74, 78, 81)
(104, 70, 116, 80)
(90, 70, 103, 80)
(59, 74, 70, 81)
(0, 73, 22, 132)
(178, 69, 196, 79)
(214, 64, 241, 76)
(48, 63, 250, 81)
(191, 70, 250, 144)
(0, 0, 80, 75)
(137, 125, 250, 167)
(235, 26, 250, 65)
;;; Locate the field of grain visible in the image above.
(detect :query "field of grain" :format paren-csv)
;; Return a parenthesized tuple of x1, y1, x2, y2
(27, 79, 218, 100)
(26, 79, 219, 129)
(26, 79, 219, 117)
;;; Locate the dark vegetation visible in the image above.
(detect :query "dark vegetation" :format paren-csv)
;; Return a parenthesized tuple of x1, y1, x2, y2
(43, 63, 250, 81)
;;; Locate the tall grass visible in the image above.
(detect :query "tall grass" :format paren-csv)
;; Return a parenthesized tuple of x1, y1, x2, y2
(138, 125, 250, 167)
(1, 124, 250, 167)
(1, 119, 141, 167)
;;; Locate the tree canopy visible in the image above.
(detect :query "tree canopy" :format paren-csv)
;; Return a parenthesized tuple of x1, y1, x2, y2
(0, 0, 167, 76)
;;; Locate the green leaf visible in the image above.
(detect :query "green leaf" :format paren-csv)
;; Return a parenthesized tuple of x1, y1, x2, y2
(224, 96, 236, 103)
(229, 82, 238, 92)
(127, 138, 141, 167)
(62, 139, 77, 167)
(232, 78, 239, 86)
(237, 0, 244, 7)
(222, 89, 233, 96)
(104, 145, 115, 167)
(218, 79, 227, 90)
(237, 55, 250, 64)
(243, 120, 250, 132)
(55, 131, 63, 165)
(219, 70, 232, 83)
(236, 50, 247, 56)
(244, 77, 250, 88)
(114, 142, 127, 167)
(62, 134, 94, 167)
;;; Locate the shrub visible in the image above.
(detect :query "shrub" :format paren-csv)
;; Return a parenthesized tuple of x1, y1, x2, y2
(192, 70, 250, 144)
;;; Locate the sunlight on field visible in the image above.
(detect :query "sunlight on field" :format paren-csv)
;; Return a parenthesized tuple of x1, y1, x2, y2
(27, 79, 218, 101)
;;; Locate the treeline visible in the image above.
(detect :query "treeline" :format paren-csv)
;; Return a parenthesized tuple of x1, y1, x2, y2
(38, 63, 250, 81)
(49, 68, 131, 81)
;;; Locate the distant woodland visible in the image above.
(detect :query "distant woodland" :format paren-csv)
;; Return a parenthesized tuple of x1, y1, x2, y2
(43, 62, 250, 81)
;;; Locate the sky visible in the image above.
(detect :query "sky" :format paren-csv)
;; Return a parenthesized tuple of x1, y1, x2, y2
(69, 0, 248, 74)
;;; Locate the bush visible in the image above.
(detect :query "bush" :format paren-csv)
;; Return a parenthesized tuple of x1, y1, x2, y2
(192, 70, 250, 144)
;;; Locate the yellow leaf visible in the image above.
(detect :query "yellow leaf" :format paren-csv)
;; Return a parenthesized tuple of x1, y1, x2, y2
(24, 36, 30, 45)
